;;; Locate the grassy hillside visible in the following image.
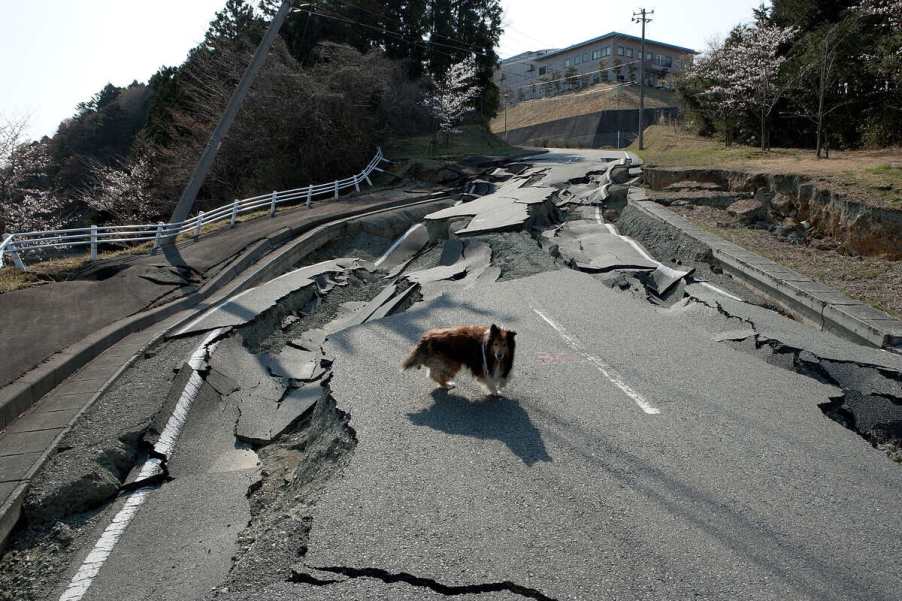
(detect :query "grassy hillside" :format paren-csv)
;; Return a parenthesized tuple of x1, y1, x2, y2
(633, 125, 902, 209)
(489, 85, 678, 133)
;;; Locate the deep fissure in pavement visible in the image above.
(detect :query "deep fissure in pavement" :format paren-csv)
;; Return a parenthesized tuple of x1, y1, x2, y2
(290, 565, 561, 601)
(683, 295, 902, 463)
(216, 384, 358, 594)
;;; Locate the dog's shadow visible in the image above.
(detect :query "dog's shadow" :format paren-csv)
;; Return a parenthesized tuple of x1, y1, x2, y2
(406, 389, 552, 466)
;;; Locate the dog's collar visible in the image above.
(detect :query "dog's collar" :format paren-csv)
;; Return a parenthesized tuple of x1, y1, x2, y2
(481, 328, 491, 379)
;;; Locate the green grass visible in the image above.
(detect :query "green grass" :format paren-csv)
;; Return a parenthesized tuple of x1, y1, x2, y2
(386, 124, 523, 161)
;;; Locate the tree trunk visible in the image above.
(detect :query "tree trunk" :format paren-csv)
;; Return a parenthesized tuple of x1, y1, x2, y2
(761, 109, 766, 152)
(816, 38, 829, 159)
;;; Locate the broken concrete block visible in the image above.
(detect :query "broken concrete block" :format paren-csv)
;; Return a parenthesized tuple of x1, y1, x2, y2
(260, 347, 325, 381)
(236, 384, 323, 445)
(727, 197, 767, 223)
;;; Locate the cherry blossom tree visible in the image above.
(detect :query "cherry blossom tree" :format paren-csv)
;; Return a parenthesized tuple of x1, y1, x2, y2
(77, 153, 163, 226)
(687, 24, 795, 150)
(423, 56, 481, 144)
(0, 117, 69, 235)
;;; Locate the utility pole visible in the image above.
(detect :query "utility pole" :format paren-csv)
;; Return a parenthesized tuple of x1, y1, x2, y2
(504, 92, 509, 141)
(166, 0, 301, 238)
(632, 8, 653, 150)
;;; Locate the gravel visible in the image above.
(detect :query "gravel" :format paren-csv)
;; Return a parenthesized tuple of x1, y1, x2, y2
(0, 334, 202, 601)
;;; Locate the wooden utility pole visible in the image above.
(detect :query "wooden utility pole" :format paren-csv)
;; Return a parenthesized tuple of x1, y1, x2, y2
(632, 8, 653, 150)
(166, 0, 301, 237)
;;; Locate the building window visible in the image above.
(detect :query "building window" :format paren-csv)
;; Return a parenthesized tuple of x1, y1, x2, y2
(617, 46, 625, 56)
(574, 55, 581, 65)
(583, 52, 590, 62)
(646, 52, 653, 60)
(538, 66, 546, 75)
(664, 56, 673, 67)
(625, 48, 634, 58)
(527, 63, 535, 72)
(564, 59, 570, 67)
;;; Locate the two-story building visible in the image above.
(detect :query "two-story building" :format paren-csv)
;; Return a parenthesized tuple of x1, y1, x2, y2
(497, 32, 696, 104)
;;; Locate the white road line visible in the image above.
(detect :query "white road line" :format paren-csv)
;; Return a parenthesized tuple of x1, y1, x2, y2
(374, 224, 419, 268)
(697, 281, 744, 302)
(599, 219, 744, 303)
(58, 328, 224, 601)
(532, 308, 661, 415)
(175, 289, 255, 336)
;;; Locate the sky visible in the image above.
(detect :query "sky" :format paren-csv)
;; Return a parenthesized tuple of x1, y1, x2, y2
(0, 0, 766, 141)
(498, 0, 766, 59)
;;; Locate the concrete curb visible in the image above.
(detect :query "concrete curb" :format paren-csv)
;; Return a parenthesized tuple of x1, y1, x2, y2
(0, 192, 449, 431)
(0, 194, 453, 549)
(626, 189, 902, 351)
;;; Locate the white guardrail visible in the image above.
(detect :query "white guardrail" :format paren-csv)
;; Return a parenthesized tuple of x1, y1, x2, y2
(0, 148, 391, 271)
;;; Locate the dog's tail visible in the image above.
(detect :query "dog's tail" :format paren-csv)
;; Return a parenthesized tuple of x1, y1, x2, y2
(400, 341, 426, 371)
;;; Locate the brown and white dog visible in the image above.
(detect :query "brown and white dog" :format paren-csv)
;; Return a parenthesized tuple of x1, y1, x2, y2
(401, 324, 517, 396)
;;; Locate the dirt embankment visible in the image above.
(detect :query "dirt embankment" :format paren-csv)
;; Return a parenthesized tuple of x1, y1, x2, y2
(644, 167, 902, 260)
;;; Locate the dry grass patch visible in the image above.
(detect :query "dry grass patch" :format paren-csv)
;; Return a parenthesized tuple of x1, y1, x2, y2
(670, 205, 902, 318)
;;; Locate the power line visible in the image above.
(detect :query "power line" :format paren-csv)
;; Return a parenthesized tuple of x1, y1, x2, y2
(331, 0, 484, 55)
(299, 5, 488, 58)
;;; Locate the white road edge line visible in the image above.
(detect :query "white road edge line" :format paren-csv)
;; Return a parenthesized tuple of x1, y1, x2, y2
(375, 224, 419, 268)
(697, 281, 744, 302)
(532, 308, 661, 415)
(58, 328, 225, 601)
(176, 289, 256, 336)
(598, 214, 745, 303)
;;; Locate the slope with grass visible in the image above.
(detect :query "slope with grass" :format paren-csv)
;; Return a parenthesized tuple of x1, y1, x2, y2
(489, 85, 678, 134)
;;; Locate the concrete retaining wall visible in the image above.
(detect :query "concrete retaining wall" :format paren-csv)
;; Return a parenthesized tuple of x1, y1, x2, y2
(504, 108, 679, 149)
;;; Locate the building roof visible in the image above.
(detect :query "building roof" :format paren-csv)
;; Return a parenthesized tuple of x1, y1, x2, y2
(501, 49, 558, 64)
(537, 31, 696, 61)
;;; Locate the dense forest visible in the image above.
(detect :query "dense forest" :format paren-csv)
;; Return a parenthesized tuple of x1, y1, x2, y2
(0, 0, 503, 234)
(677, 0, 901, 153)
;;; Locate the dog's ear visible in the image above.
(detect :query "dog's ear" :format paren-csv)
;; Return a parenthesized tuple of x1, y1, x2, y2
(507, 330, 517, 339)
(489, 323, 500, 336)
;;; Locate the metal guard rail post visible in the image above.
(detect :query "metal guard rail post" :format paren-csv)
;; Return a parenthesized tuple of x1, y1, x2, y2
(1, 148, 389, 271)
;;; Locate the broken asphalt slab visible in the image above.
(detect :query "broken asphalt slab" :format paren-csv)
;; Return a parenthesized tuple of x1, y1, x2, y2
(424, 184, 555, 236)
(173, 259, 359, 337)
(544, 221, 658, 273)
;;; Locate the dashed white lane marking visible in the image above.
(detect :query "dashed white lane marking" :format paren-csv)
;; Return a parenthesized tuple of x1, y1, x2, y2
(532, 308, 661, 415)
(697, 281, 744, 302)
(58, 328, 224, 601)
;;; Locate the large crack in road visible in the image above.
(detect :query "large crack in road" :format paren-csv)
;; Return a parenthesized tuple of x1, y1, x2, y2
(4, 150, 902, 601)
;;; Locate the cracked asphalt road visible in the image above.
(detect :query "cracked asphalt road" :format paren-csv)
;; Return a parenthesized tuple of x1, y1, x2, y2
(294, 269, 902, 601)
(15, 149, 902, 601)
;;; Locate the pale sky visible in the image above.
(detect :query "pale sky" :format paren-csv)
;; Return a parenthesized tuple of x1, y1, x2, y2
(1, 0, 766, 141)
